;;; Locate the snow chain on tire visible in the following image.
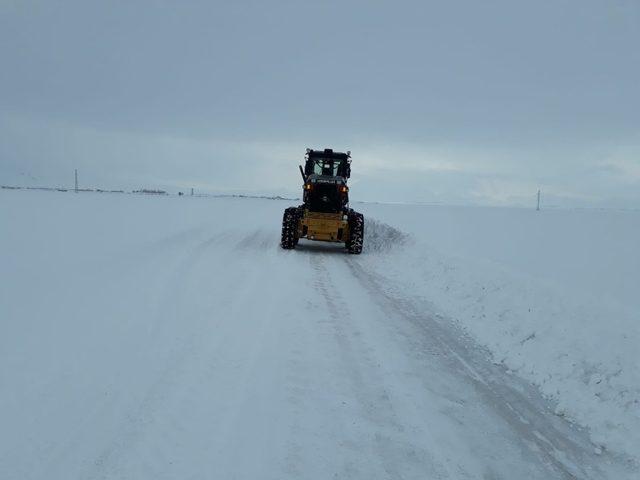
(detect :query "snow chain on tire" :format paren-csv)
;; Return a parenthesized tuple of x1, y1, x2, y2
(280, 207, 300, 249)
(347, 211, 364, 254)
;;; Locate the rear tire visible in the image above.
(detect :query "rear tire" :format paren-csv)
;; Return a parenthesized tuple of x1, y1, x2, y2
(347, 210, 364, 254)
(280, 207, 300, 249)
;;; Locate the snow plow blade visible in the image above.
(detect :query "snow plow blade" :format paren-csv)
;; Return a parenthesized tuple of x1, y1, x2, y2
(301, 211, 348, 242)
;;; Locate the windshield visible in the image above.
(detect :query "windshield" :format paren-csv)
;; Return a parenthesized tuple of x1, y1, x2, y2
(312, 159, 340, 176)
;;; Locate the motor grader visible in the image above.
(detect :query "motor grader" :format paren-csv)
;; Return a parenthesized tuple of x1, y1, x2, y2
(280, 148, 364, 254)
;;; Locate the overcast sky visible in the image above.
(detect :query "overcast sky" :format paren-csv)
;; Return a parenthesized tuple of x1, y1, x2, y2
(1, 0, 639, 207)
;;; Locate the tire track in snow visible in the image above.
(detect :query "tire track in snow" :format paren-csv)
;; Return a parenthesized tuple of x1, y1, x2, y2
(85, 231, 236, 480)
(234, 227, 278, 252)
(308, 253, 450, 479)
(344, 257, 614, 480)
(23, 232, 233, 480)
(104, 227, 292, 480)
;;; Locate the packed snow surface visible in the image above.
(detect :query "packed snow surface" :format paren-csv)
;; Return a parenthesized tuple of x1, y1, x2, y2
(1, 190, 638, 479)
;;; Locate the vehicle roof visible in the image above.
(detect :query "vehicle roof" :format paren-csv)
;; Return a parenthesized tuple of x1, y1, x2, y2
(306, 148, 350, 161)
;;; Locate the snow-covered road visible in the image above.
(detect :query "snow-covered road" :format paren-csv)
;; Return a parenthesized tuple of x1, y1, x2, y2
(0, 191, 636, 479)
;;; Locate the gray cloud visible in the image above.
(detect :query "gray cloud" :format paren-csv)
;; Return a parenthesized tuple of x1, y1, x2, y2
(1, 0, 639, 207)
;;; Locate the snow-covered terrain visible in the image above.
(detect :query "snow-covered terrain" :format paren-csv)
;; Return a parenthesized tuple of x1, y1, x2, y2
(355, 202, 640, 461)
(1, 190, 638, 479)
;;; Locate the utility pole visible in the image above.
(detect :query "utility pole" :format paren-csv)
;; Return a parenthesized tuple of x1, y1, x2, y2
(536, 189, 541, 211)
(75, 169, 78, 193)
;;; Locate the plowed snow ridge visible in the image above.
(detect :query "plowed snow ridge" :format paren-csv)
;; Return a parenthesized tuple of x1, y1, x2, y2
(362, 218, 410, 252)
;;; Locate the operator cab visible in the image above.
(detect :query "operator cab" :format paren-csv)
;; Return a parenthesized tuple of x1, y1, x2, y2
(303, 148, 351, 180)
(301, 148, 352, 213)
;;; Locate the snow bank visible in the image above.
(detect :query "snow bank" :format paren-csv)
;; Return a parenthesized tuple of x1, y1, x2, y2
(357, 204, 640, 461)
(363, 218, 409, 253)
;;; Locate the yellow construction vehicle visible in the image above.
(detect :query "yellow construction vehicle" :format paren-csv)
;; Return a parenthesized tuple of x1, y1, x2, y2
(281, 148, 363, 254)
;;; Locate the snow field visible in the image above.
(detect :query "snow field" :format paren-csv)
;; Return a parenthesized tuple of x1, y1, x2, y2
(1, 189, 637, 478)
